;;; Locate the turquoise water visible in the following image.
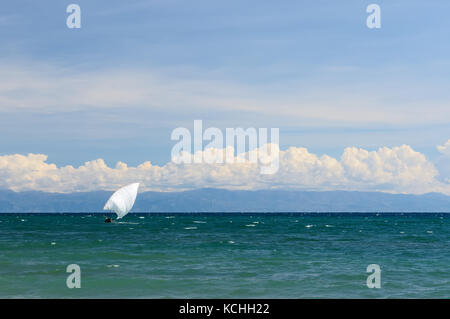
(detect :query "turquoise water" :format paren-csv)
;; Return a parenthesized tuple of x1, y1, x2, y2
(0, 213, 448, 298)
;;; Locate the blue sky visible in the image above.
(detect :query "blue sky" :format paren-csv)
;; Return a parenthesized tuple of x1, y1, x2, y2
(0, 1, 449, 193)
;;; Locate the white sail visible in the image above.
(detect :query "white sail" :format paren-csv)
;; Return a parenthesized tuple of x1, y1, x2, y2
(103, 183, 139, 219)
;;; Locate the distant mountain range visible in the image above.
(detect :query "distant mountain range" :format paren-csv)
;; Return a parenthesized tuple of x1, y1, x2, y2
(0, 188, 449, 212)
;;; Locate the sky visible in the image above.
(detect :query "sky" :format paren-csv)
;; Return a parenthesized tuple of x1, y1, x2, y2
(0, 1, 449, 194)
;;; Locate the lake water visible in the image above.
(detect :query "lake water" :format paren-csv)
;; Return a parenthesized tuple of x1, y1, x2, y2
(0, 213, 448, 298)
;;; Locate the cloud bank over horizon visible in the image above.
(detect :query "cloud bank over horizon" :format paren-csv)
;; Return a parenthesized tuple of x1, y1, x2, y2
(0, 143, 449, 195)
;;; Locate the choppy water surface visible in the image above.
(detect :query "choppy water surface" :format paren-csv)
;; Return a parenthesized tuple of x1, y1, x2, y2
(0, 213, 448, 298)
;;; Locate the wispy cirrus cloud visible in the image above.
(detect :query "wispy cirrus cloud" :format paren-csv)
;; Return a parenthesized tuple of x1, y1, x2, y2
(1, 62, 449, 129)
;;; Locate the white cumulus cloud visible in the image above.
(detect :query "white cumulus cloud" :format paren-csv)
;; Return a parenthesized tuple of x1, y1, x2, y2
(437, 139, 450, 155)
(436, 139, 450, 183)
(0, 144, 448, 195)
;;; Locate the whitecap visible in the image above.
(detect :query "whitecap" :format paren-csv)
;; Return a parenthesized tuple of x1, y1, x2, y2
(228, 241, 235, 244)
(139, 216, 145, 219)
(426, 230, 433, 234)
(325, 224, 334, 228)
(305, 224, 314, 228)
(193, 221, 207, 224)
(245, 224, 256, 227)
(184, 227, 197, 230)
(51, 242, 56, 245)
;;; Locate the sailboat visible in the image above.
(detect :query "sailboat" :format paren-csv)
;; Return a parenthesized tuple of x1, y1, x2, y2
(103, 183, 140, 223)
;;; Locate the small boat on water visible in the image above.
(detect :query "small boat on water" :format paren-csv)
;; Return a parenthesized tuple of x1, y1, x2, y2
(103, 183, 139, 223)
